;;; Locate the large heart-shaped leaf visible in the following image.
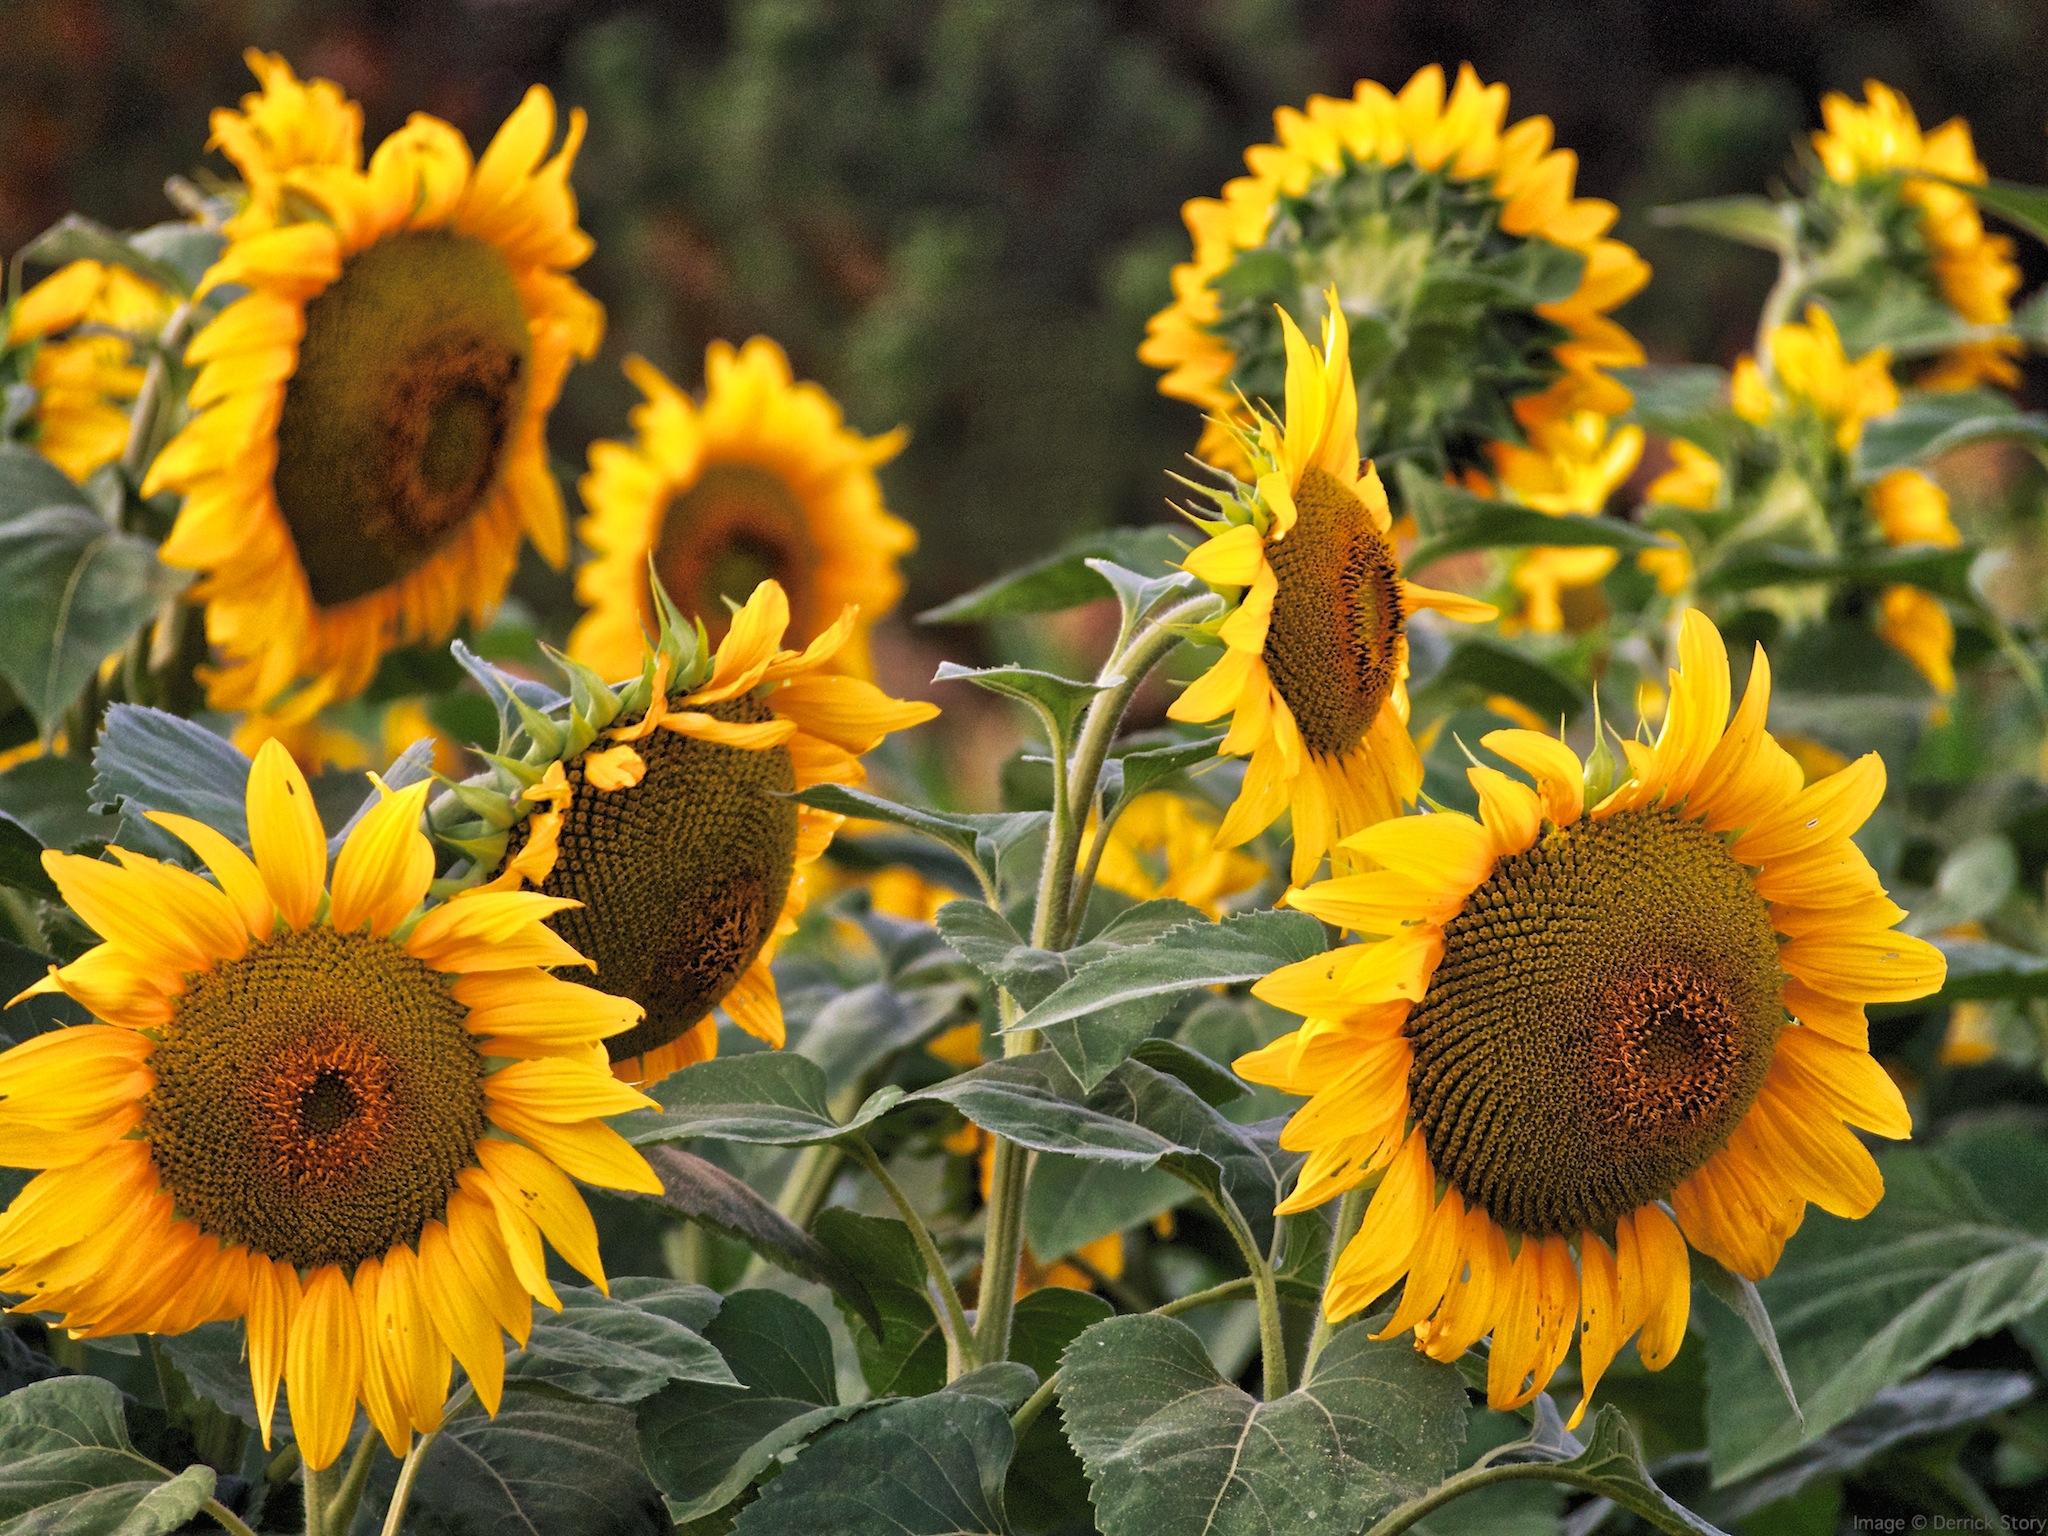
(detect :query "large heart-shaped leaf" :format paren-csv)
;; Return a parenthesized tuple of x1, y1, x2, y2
(814, 1210, 947, 1398)
(1058, 1314, 1466, 1536)
(619, 1052, 902, 1147)
(505, 1280, 734, 1403)
(0, 1376, 219, 1535)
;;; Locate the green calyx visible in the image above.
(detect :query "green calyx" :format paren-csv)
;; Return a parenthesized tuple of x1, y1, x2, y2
(425, 573, 715, 885)
(1208, 156, 1581, 480)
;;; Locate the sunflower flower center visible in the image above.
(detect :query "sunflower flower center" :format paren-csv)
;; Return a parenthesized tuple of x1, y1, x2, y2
(653, 465, 819, 645)
(1262, 466, 1404, 756)
(520, 696, 799, 1061)
(1404, 806, 1784, 1237)
(142, 925, 486, 1270)
(273, 231, 531, 608)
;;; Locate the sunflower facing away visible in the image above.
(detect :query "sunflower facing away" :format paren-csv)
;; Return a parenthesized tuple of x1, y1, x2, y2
(4, 259, 174, 481)
(437, 577, 936, 1087)
(142, 52, 604, 713)
(1807, 80, 2022, 391)
(571, 342, 914, 681)
(1141, 62, 1647, 478)
(1090, 791, 1267, 919)
(1169, 299, 1494, 884)
(1238, 609, 1944, 1422)
(0, 741, 661, 1469)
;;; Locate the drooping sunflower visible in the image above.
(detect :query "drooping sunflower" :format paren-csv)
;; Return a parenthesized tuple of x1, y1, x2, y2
(1141, 62, 1647, 477)
(142, 52, 604, 712)
(0, 741, 660, 1469)
(4, 259, 174, 481)
(1090, 792, 1267, 919)
(1239, 609, 1944, 1422)
(436, 577, 937, 1088)
(1806, 80, 2021, 391)
(1168, 300, 1494, 884)
(570, 343, 914, 681)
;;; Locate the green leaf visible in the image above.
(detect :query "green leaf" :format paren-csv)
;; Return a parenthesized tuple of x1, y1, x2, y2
(919, 526, 1187, 624)
(1650, 195, 1795, 252)
(1853, 387, 2020, 479)
(732, 1388, 1016, 1535)
(0, 755, 102, 852)
(1890, 936, 2048, 1006)
(1397, 465, 1673, 572)
(637, 1289, 862, 1522)
(1007, 1290, 1114, 1532)
(1127, 1038, 1248, 1107)
(363, 1385, 668, 1536)
(1493, 1403, 1724, 1536)
(0, 507, 191, 734)
(91, 704, 253, 849)
(814, 1210, 947, 1398)
(1704, 1146, 2048, 1482)
(792, 783, 1045, 902)
(1697, 1370, 2032, 1525)
(125, 222, 222, 293)
(1060, 1314, 1466, 1536)
(1612, 364, 1734, 443)
(0, 813, 54, 899)
(1086, 558, 1208, 633)
(619, 1052, 903, 1147)
(157, 1324, 263, 1435)
(933, 662, 1106, 746)
(1695, 1253, 1800, 1427)
(1098, 735, 1226, 820)
(1960, 177, 2048, 248)
(505, 1280, 734, 1403)
(793, 978, 976, 1094)
(631, 1146, 880, 1330)
(0, 447, 89, 526)
(16, 214, 190, 297)
(0, 1377, 217, 1536)
(1026, 1156, 1187, 1262)
(1420, 638, 1588, 725)
(1697, 542, 1974, 599)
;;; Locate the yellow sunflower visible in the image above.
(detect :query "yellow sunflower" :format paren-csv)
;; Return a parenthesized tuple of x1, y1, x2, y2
(1869, 468, 1961, 695)
(1239, 609, 1944, 1423)
(0, 740, 660, 1469)
(142, 51, 604, 712)
(1091, 792, 1267, 918)
(1168, 300, 1495, 884)
(1141, 62, 1647, 476)
(5, 259, 174, 481)
(571, 343, 913, 681)
(1810, 81, 2021, 390)
(444, 578, 936, 1087)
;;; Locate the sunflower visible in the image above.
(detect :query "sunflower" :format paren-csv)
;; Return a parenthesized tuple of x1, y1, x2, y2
(1141, 62, 1647, 478)
(570, 344, 913, 681)
(142, 52, 603, 713)
(1808, 81, 2021, 390)
(1238, 609, 1944, 1423)
(1486, 378, 1645, 634)
(1168, 300, 1495, 884)
(4, 259, 174, 481)
(1091, 792, 1266, 918)
(0, 740, 660, 1469)
(1869, 468, 1961, 695)
(437, 578, 936, 1088)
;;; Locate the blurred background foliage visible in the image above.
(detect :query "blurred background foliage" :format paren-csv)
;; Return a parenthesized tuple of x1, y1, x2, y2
(7, 0, 2046, 616)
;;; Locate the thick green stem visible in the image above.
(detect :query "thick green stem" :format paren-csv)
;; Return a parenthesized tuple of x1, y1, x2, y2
(324, 1430, 379, 1534)
(1301, 1185, 1368, 1381)
(1356, 1463, 1616, 1536)
(851, 1140, 976, 1377)
(301, 1460, 331, 1536)
(1206, 1192, 1288, 1401)
(201, 1500, 260, 1536)
(377, 1384, 471, 1536)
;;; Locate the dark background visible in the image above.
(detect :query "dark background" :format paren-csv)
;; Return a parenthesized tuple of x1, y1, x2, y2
(5, 0, 2046, 610)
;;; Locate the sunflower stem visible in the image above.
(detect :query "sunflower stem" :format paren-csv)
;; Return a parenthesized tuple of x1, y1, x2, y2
(300, 1459, 332, 1536)
(201, 1499, 261, 1536)
(378, 1427, 441, 1536)
(119, 299, 195, 490)
(1204, 1187, 1289, 1401)
(973, 986, 1032, 1362)
(1355, 1461, 1633, 1536)
(849, 1138, 977, 1378)
(324, 1429, 380, 1534)
(1302, 1184, 1368, 1380)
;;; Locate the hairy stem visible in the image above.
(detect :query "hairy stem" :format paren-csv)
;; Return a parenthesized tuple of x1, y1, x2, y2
(1356, 1463, 1616, 1536)
(201, 1499, 260, 1536)
(1301, 1185, 1368, 1380)
(325, 1430, 379, 1534)
(377, 1384, 472, 1536)
(300, 1460, 331, 1536)
(850, 1139, 976, 1377)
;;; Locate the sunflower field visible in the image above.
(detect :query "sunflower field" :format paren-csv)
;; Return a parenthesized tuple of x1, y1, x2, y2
(5, 17, 2048, 1536)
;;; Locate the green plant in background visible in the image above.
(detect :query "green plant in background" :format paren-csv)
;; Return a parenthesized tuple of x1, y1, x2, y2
(1, 38, 2048, 1536)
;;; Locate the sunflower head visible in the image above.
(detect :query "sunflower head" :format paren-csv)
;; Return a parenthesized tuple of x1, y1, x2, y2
(436, 576, 936, 1087)
(0, 738, 661, 1469)
(143, 52, 604, 714)
(1803, 80, 2021, 390)
(3, 259, 175, 481)
(1141, 62, 1647, 481)
(1732, 304, 1898, 454)
(1239, 608, 1944, 1423)
(1169, 300, 1496, 882)
(1091, 792, 1267, 919)
(571, 343, 913, 683)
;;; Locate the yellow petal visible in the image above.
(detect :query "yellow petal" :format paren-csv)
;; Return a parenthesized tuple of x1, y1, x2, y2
(770, 674, 939, 754)
(330, 778, 435, 937)
(484, 1106, 664, 1195)
(1570, 1232, 1625, 1429)
(689, 581, 791, 704)
(1323, 1127, 1432, 1320)
(1733, 753, 1886, 866)
(1182, 524, 1267, 588)
(246, 739, 328, 929)
(284, 1265, 362, 1472)
(476, 1138, 611, 1289)
(453, 969, 643, 1046)
(1622, 1206, 1689, 1370)
(352, 1257, 411, 1457)
(1479, 729, 1583, 825)
(485, 1056, 655, 1122)
(144, 812, 277, 938)
(379, 1243, 452, 1433)
(418, 1221, 507, 1417)
(409, 891, 590, 972)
